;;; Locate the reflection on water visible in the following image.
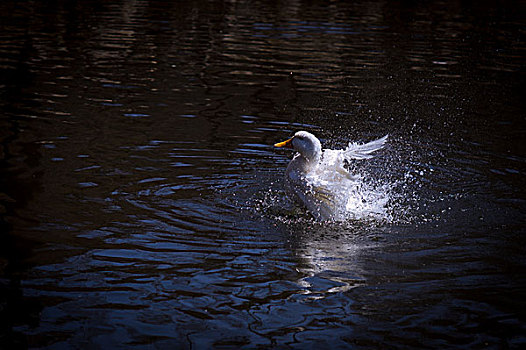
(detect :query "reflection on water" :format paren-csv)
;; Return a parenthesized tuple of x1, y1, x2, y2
(1, 0, 525, 348)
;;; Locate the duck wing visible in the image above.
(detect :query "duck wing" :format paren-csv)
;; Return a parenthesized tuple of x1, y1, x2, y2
(318, 149, 358, 180)
(342, 134, 388, 160)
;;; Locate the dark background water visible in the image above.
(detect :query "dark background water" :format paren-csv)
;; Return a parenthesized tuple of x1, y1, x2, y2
(1, 0, 525, 348)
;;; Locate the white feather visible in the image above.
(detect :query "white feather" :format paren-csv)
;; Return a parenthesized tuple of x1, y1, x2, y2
(343, 134, 389, 160)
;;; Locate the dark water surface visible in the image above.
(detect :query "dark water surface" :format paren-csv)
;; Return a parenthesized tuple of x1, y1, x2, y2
(1, 0, 525, 348)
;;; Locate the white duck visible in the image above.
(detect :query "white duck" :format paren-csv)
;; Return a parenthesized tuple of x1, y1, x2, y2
(274, 131, 388, 221)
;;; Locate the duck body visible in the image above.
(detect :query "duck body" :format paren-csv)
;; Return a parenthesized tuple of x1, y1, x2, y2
(275, 131, 388, 221)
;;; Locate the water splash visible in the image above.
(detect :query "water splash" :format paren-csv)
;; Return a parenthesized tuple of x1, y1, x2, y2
(340, 175, 391, 221)
(252, 170, 394, 225)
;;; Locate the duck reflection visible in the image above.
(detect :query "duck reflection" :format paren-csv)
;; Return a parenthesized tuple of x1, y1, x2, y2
(288, 223, 375, 299)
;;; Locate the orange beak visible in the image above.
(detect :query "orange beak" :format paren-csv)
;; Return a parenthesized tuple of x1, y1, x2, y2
(274, 137, 294, 149)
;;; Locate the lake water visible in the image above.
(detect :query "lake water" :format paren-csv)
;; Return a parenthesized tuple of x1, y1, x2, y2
(1, 0, 525, 348)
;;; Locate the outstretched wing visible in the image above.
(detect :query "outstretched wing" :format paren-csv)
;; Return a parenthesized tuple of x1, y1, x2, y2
(342, 134, 388, 160)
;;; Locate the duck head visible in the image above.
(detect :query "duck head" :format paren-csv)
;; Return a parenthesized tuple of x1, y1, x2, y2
(274, 131, 322, 163)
